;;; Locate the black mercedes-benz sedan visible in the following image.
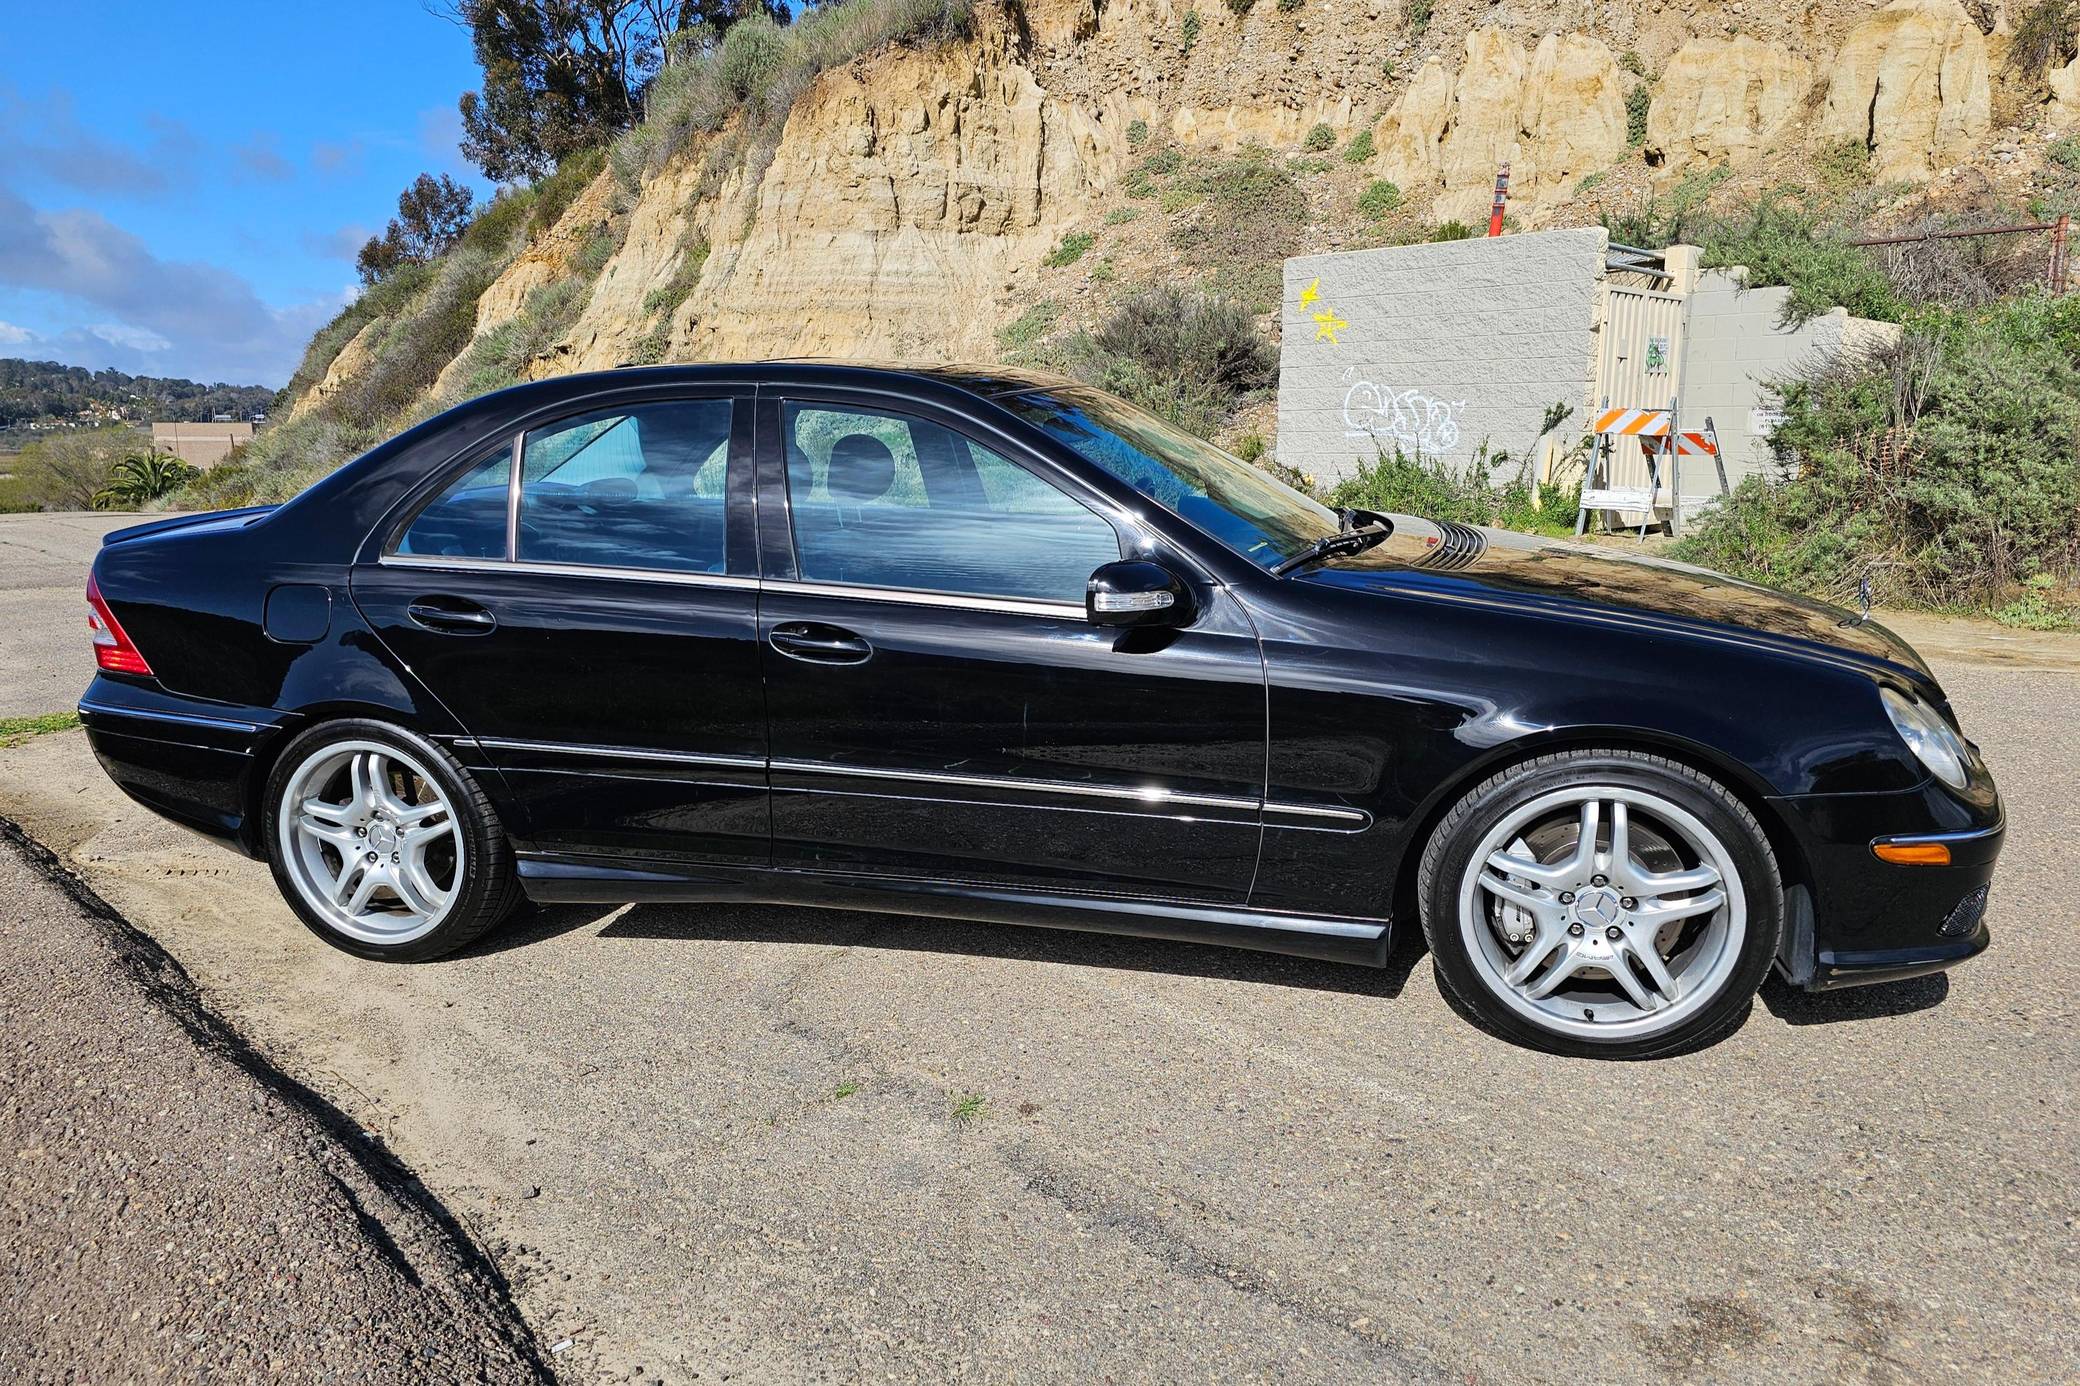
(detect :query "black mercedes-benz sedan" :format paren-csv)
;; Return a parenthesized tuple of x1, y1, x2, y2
(78, 363, 2000, 1057)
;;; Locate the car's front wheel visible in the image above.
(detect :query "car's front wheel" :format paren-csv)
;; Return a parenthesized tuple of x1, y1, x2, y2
(1418, 750, 1783, 1058)
(262, 719, 520, 961)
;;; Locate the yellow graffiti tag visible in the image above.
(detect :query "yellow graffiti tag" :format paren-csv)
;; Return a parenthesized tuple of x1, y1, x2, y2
(1298, 277, 1321, 310)
(1311, 308, 1348, 344)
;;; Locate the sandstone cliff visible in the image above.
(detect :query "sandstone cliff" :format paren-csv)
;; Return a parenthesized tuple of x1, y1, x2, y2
(288, 0, 2074, 429)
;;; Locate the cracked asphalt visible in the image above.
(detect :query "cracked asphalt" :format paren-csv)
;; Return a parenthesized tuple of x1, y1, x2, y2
(1, 513, 2075, 1382)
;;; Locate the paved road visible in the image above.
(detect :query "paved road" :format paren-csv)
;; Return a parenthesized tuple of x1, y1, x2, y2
(0, 512, 137, 717)
(1, 513, 2075, 1382)
(0, 824, 545, 1382)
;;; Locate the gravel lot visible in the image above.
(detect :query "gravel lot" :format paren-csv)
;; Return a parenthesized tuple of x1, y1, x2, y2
(1, 513, 2075, 1382)
(0, 822, 545, 1382)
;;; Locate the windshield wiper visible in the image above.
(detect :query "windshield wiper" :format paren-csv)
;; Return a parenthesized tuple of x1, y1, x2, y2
(1272, 510, 1391, 576)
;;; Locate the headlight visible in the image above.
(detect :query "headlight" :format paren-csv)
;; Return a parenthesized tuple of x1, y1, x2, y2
(1880, 686, 1971, 790)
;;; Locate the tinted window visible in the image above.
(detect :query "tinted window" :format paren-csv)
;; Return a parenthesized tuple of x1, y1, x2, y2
(781, 402, 1119, 602)
(396, 447, 510, 559)
(999, 386, 1340, 570)
(516, 401, 731, 573)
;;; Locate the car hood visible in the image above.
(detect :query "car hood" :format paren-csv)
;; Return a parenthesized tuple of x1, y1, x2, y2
(1303, 516, 1931, 680)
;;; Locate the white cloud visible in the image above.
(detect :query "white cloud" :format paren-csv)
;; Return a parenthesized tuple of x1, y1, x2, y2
(0, 184, 344, 385)
(88, 322, 174, 353)
(0, 319, 30, 346)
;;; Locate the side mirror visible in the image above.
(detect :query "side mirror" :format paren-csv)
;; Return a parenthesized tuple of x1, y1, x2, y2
(1086, 560, 1193, 628)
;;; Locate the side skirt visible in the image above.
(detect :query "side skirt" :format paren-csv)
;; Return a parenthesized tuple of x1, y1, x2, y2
(515, 854, 1392, 968)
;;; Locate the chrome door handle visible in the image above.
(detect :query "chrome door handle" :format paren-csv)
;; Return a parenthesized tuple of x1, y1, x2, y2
(769, 622, 872, 665)
(407, 599, 497, 634)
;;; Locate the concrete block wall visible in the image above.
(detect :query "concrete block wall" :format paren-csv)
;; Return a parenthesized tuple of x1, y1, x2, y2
(1273, 227, 1608, 487)
(1679, 269, 1901, 486)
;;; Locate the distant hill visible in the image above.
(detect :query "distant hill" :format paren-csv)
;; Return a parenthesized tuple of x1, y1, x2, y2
(0, 358, 276, 428)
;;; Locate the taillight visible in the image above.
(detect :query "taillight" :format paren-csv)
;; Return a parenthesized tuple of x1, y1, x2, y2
(86, 573, 152, 675)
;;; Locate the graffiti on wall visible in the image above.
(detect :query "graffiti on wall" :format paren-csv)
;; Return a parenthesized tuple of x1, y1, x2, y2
(1296, 277, 1348, 344)
(1341, 371, 1467, 455)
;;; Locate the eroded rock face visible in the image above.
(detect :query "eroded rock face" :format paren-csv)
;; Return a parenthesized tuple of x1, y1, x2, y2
(1820, 0, 1992, 182)
(1374, 27, 1626, 224)
(2051, 51, 2080, 127)
(286, 318, 383, 422)
(1646, 36, 1813, 170)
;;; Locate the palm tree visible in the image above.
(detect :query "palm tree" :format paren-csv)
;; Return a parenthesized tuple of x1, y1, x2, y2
(94, 451, 197, 510)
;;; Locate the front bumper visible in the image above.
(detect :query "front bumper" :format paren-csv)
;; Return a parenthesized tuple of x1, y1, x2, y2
(1772, 777, 2002, 992)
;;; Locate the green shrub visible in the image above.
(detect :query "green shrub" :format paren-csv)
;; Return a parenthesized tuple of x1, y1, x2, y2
(1181, 9, 1201, 50)
(1304, 122, 1335, 152)
(719, 16, 789, 106)
(1357, 178, 1400, 217)
(1140, 147, 1183, 177)
(2008, 0, 2079, 77)
(1699, 195, 1902, 325)
(1126, 118, 1150, 148)
(1429, 219, 1474, 241)
(1277, 0, 1302, 10)
(1674, 301, 2080, 614)
(1403, 0, 1431, 35)
(1812, 138, 1874, 193)
(1626, 85, 1650, 147)
(1043, 231, 1096, 267)
(1231, 430, 1266, 461)
(996, 300, 1061, 355)
(1105, 206, 1141, 224)
(1328, 446, 1579, 536)
(1165, 147, 1309, 283)
(1043, 286, 1277, 436)
(1619, 48, 1650, 79)
(527, 147, 606, 232)
(1226, 0, 1255, 13)
(1342, 128, 1375, 164)
(2048, 136, 2080, 172)
(642, 233, 711, 319)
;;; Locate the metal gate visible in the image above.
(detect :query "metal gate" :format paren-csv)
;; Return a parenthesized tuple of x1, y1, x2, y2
(1593, 282, 1688, 516)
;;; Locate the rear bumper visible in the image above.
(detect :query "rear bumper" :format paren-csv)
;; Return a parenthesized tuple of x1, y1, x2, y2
(1773, 780, 2002, 993)
(77, 676, 290, 857)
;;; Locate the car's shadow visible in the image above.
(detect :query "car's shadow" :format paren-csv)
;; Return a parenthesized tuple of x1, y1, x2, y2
(465, 901, 1953, 1031)
(1759, 971, 1949, 1025)
(466, 898, 1429, 999)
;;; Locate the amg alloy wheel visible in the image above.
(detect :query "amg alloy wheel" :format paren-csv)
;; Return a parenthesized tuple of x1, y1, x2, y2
(1420, 750, 1782, 1058)
(263, 720, 520, 960)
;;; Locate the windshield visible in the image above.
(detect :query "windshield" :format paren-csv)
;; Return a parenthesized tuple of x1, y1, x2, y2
(1000, 385, 1342, 568)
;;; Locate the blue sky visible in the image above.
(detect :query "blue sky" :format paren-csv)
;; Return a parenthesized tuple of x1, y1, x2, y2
(0, 1, 490, 388)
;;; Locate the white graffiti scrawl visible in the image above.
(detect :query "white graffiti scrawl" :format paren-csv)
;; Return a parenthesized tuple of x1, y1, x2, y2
(1341, 373, 1467, 455)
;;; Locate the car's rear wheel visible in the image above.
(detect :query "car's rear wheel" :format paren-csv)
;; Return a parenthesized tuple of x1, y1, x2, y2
(263, 720, 520, 961)
(1418, 750, 1782, 1058)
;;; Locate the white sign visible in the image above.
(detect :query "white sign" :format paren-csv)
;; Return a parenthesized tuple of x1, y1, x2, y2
(1749, 407, 1785, 437)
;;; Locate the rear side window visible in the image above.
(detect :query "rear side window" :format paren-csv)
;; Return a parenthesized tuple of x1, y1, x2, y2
(396, 448, 509, 559)
(395, 399, 734, 572)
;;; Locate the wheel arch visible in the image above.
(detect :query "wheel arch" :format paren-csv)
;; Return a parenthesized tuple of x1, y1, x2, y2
(240, 702, 473, 860)
(1388, 725, 1816, 932)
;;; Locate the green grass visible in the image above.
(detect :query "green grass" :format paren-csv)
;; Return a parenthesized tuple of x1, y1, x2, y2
(1043, 231, 1096, 268)
(0, 712, 80, 747)
(950, 1092, 988, 1123)
(832, 1079, 862, 1099)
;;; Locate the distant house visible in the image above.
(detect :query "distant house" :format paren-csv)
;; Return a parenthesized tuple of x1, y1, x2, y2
(153, 420, 254, 468)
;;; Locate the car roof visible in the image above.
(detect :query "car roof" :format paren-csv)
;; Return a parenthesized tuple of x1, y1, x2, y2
(545, 359, 1083, 402)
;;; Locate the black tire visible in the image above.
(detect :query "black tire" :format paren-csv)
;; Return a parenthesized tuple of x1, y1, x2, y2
(1416, 749, 1783, 1059)
(261, 718, 522, 962)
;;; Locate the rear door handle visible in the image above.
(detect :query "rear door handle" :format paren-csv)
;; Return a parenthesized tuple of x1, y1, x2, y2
(406, 598, 497, 635)
(769, 622, 872, 665)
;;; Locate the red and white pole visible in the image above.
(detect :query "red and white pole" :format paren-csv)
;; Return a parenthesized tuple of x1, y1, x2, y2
(1488, 162, 1510, 237)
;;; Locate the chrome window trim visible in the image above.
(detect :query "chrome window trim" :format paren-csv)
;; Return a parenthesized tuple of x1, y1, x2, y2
(504, 430, 523, 562)
(378, 553, 760, 592)
(1263, 801, 1370, 825)
(78, 700, 269, 734)
(761, 578, 1082, 620)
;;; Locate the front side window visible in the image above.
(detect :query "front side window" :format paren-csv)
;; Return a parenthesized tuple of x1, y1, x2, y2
(781, 402, 1120, 602)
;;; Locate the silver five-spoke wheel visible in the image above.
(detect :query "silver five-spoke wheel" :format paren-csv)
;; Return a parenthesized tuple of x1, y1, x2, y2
(277, 739, 462, 945)
(1457, 785, 1747, 1042)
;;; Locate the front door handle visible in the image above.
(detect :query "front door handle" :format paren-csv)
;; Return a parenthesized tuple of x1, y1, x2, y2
(406, 598, 497, 635)
(769, 622, 872, 665)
